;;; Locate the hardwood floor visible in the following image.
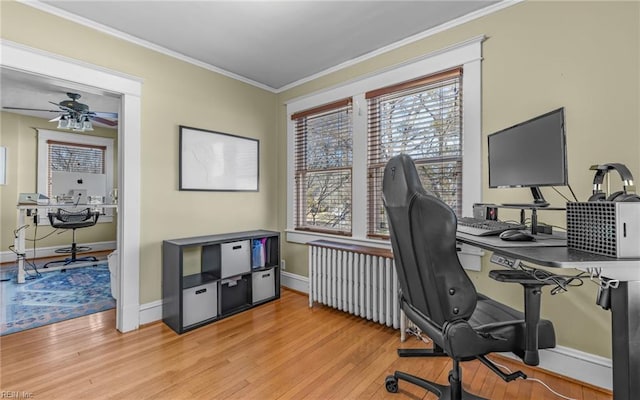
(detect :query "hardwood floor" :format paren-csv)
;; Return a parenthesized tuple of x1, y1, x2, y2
(1, 289, 612, 399)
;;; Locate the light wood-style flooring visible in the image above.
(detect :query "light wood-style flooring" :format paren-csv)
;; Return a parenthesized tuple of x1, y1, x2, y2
(1, 289, 612, 399)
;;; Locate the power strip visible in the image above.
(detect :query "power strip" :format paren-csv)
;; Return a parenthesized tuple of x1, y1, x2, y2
(490, 253, 520, 269)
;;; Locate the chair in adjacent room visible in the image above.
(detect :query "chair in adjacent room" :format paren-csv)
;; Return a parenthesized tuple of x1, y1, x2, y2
(382, 154, 556, 400)
(44, 208, 100, 268)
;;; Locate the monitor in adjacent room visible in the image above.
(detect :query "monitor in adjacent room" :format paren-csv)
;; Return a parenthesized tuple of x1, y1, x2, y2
(487, 107, 567, 207)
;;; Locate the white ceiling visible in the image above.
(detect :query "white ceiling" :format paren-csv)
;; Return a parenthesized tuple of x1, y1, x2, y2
(2, 0, 504, 125)
(0, 67, 122, 127)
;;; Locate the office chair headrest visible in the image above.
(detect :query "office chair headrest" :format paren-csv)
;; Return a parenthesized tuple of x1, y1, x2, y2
(383, 154, 430, 207)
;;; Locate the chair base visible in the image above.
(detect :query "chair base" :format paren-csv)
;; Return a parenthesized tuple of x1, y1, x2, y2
(43, 256, 98, 269)
(385, 371, 486, 400)
(54, 245, 91, 254)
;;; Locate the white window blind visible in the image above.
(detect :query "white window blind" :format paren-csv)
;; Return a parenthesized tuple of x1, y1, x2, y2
(292, 99, 353, 235)
(47, 140, 106, 197)
(367, 68, 463, 238)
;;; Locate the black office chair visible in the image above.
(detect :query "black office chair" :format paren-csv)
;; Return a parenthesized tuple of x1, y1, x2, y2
(44, 208, 100, 268)
(382, 154, 556, 400)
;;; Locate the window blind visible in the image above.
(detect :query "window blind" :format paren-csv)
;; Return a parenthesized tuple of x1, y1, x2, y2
(367, 68, 463, 238)
(292, 99, 353, 235)
(47, 139, 106, 196)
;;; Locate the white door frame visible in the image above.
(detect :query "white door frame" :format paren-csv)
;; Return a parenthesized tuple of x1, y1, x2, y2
(1, 40, 142, 332)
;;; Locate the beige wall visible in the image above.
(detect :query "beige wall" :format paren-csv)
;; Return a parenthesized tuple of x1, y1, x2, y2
(0, 112, 117, 251)
(276, 1, 639, 358)
(1, 1, 279, 304)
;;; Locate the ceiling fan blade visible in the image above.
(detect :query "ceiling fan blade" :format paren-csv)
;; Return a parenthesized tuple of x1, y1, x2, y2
(51, 102, 76, 114)
(92, 111, 118, 118)
(90, 116, 118, 126)
(3, 106, 60, 113)
(49, 115, 63, 122)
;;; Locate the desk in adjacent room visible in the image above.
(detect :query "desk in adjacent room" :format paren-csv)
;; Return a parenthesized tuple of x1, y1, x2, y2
(457, 232, 640, 400)
(14, 203, 118, 284)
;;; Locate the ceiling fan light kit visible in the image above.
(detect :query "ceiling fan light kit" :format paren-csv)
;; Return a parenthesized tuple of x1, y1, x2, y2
(56, 113, 94, 132)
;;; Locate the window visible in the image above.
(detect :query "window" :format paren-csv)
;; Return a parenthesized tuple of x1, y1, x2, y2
(367, 68, 463, 238)
(292, 99, 353, 235)
(286, 37, 482, 250)
(47, 140, 106, 198)
(37, 129, 115, 222)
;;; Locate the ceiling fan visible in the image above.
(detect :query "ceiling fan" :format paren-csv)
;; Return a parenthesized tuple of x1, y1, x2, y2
(3, 92, 118, 129)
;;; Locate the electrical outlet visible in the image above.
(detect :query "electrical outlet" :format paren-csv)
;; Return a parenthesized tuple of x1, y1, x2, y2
(281, 259, 286, 270)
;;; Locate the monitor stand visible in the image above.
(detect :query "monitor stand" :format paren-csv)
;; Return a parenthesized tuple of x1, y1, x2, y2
(502, 187, 550, 208)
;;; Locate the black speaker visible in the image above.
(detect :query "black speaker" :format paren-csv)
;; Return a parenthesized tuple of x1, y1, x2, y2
(472, 203, 498, 220)
(588, 163, 640, 202)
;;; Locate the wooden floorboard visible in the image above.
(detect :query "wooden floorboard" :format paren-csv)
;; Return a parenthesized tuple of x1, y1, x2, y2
(0, 289, 612, 399)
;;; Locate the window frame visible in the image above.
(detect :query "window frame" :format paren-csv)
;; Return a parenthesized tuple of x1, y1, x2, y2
(366, 68, 464, 239)
(292, 98, 354, 236)
(37, 129, 115, 224)
(286, 36, 484, 265)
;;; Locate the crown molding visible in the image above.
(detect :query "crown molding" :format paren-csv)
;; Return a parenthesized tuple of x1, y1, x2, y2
(276, 0, 522, 93)
(18, 0, 276, 92)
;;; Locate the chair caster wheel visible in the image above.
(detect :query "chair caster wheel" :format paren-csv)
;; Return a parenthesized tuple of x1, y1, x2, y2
(385, 375, 398, 393)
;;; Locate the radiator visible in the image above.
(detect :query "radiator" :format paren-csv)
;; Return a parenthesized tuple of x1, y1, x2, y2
(308, 241, 401, 329)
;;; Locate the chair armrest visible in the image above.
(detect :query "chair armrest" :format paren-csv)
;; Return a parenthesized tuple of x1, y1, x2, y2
(489, 269, 546, 366)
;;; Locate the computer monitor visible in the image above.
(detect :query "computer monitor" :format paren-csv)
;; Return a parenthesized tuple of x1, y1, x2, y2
(487, 107, 567, 207)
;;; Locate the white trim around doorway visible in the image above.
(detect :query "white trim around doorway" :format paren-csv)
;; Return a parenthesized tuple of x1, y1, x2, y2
(1, 40, 142, 332)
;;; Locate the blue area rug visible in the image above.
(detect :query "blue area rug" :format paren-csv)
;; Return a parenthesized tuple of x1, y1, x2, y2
(0, 263, 115, 336)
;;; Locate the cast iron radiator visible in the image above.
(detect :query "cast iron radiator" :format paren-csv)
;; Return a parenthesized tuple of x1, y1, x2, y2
(307, 240, 401, 329)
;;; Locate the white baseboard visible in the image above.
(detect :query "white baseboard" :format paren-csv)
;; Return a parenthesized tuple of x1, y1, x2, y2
(281, 270, 309, 293)
(139, 300, 163, 325)
(282, 270, 612, 391)
(542, 346, 612, 390)
(1, 240, 117, 263)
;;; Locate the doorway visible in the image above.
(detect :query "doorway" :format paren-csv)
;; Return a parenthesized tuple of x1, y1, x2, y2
(1, 40, 141, 332)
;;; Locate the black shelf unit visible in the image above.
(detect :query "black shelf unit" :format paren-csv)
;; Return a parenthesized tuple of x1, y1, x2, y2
(162, 229, 280, 334)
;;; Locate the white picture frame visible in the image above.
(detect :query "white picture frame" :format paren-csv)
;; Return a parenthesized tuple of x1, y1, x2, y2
(179, 126, 259, 191)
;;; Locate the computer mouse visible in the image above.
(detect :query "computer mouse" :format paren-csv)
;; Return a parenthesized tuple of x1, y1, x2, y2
(499, 229, 535, 241)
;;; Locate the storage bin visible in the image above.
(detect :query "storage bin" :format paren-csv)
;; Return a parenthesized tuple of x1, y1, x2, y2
(252, 268, 275, 303)
(220, 240, 251, 278)
(220, 275, 250, 313)
(182, 281, 218, 327)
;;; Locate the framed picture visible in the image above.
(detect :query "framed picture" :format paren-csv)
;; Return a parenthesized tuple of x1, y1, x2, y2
(179, 126, 259, 191)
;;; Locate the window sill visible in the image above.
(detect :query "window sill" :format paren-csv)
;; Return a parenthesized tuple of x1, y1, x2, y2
(286, 229, 391, 251)
(285, 228, 484, 262)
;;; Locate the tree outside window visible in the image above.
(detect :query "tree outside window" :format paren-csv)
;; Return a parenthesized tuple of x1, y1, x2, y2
(292, 99, 353, 235)
(367, 68, 463, 238)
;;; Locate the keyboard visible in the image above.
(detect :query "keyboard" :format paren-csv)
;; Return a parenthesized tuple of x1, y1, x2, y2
(457, 217, 526, 236)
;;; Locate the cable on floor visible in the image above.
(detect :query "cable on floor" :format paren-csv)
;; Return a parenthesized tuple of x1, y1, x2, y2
(406, 326, 431, 344)
(487, 356, 576, 400)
